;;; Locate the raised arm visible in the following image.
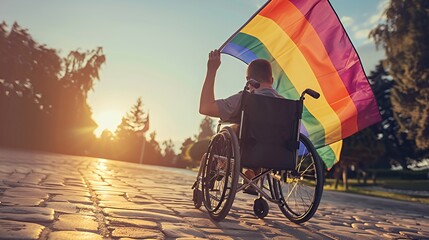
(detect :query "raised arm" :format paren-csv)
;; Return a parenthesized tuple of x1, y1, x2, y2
(199, 50, 221, 117)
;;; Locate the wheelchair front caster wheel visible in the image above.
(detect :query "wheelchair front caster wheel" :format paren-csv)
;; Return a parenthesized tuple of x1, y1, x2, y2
(193, 188, 203, 209)
(253, 198, 269, 219)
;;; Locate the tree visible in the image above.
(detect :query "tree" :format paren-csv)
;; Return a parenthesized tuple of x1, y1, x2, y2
(0, 22, 105, 155)
(0, 22, 62, 149)
(187, 117, 216, 168)
(189, 138, 211, 168)
(61, 47, 105, 99)
(161, 139, 176, 166)
(370, 0, 429, 151)
(114, 97, 149, 162)
(46, 47, 105, 154)
(143, 131, 163, 165)
(367, 61, 419, 169)
(94, 129, 115, 159)
(197, 116, 215, 141)
(176, 137, 195, 168)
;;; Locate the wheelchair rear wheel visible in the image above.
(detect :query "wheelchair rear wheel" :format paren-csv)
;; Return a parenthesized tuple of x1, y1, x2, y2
(201, 126, 240, 221)
(273, 133, 324, 224)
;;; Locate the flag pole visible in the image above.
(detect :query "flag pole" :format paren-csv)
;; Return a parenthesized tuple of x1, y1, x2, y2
(219, 0, 272, 51)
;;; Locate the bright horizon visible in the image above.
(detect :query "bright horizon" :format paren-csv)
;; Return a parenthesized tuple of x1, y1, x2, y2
(0, 0, 387, 148)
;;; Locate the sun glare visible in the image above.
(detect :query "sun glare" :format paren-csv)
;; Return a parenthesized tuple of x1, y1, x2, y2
(93, 110, 123, 137)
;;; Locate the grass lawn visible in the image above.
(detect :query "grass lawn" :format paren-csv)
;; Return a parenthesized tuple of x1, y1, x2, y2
(324, 179, 429, 205)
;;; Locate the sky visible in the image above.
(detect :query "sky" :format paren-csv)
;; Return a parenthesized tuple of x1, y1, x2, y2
(0, 0, 387, 150)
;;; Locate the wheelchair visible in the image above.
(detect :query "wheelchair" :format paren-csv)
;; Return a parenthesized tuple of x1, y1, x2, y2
(192, 80, 324, 223)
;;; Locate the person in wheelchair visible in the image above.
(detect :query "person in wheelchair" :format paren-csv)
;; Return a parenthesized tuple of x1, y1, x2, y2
(199, 49, 284, 195)
(195, 49, 323, 223)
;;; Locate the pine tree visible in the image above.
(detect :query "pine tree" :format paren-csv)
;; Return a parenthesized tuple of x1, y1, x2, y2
(114, 97, 147, 162)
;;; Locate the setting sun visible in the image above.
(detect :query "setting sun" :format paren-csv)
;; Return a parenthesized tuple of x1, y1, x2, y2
(93, 110, 123, 137)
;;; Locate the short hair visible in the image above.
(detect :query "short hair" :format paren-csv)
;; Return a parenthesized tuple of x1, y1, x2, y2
(247, 59, 273, 83)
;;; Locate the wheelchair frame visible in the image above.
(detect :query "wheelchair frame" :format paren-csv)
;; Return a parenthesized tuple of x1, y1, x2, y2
(192, 80, 324, 223)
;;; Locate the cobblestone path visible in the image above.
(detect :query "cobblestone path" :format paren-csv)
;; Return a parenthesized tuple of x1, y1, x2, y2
(0, 149, 428, 239)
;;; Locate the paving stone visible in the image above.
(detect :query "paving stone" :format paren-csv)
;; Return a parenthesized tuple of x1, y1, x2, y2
(50, 195, 92, 204)
(53, 214, 98, 232)
(0, 197, 44, 206)
(43, 189, 91, 197)
(39, 185, 88, 191)
(183, 217, 219, 228)
(106, 217, 158, 228)
(64, 180, 86, 187)
(382, 232, 411, 239)
(201, 228, 265, 238)
(354, 233, 381, 240)
(352, 215, 378, 222)
(4, 173, 26, 184)
(161, 222, 206, 238)
(20, 173, 46, 185)
(364, 228, 389, 235)
(216, 219, 258, 231)
(93, 186, 137, 193)
(399, 231, 428, 239)
(3, 187, 49, 199)
(125, 193, 153, 200)
(96, 194, 127, 202)
(395, 218, 420, 226)
(103, 208, 182, 222)
(0, 219, 45, 240)
(418, 230, 429, 236)
(46, 202, 94, 214)
(0, 166, 15, 173)
(99, 201, 166, 211)
(249, 225, 296, 238)
(89, 180, 109, 186)
(0, 207, 55, 222)
(45, 202, 78, 214)
(42, 176, 65, 186)
(111, 227, 165, 239)
(319, 229, 359, 240)
(173, 238, 207, 240)
(174, 208, 211, 218)
(204, 235, 234, 240)
(48, 231, 103, 240)
(375, 223, 413, 233)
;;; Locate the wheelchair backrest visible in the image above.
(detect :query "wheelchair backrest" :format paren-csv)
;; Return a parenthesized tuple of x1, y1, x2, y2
(239, 93, 302, 170)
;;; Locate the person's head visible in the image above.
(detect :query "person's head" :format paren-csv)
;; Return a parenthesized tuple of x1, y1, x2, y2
(246, 59, 273, 84)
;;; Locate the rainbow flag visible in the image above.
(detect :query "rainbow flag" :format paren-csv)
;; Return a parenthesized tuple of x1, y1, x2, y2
(220, 0, 381, 168)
